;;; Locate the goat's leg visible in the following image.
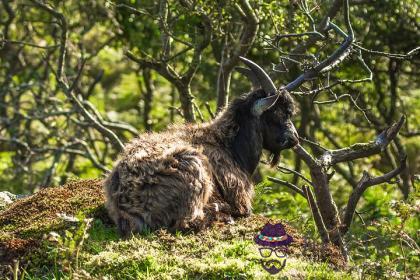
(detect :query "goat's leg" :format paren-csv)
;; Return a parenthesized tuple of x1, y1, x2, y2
(206, 152, 254, 218)
(207, 183, 252, 221)
(218, 187, 252, 217)
(200, 196, 235, 227)
(215, 173, 253, 217)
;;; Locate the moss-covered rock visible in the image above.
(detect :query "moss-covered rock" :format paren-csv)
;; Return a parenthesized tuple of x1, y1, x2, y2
(0, 192, 16, 211)
(0, 179, 105, 264)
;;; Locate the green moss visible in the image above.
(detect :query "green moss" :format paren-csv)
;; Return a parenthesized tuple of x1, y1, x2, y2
(1, 180, 355, 279)
(348, 142, 375, 151)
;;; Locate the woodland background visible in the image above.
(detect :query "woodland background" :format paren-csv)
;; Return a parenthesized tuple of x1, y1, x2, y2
(0, 0, 419, 278)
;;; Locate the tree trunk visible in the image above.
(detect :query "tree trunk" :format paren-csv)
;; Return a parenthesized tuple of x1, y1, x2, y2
(309, 165, 348, 259)
(142, 69, 154, 131)
(216, 64, 232, 112)
(177, 85, 195, 123)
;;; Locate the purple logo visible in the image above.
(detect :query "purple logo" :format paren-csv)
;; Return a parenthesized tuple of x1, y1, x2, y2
(254, 222, 293, 274)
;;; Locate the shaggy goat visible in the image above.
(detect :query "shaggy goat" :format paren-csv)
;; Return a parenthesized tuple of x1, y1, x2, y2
(105, 57, 299, 237)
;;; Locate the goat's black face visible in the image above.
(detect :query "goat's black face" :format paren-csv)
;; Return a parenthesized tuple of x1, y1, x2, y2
(259, 91, 299, 165)
(234, 56, 298, 167)
(229, 88, 299, 172)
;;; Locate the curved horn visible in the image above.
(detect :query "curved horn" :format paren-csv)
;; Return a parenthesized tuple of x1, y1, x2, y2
(235, 67, 260, 90)
(239, 56, 277, 95)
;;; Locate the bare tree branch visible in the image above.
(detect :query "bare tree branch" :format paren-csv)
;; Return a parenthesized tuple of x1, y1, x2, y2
(303, 185, 330, 243)
(341, 155, 407, 235)
(267, 176, 306, 198)
(320, 116, 405, 166)
(216, 0, 258, 111)
(354, 45, 420, 60)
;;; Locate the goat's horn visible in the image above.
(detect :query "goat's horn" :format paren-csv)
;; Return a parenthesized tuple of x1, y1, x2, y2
(235, 67, 260, 90)
(239, 56, 277, 95)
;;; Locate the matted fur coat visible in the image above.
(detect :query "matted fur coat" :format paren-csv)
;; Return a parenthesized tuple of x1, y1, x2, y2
(105, 88, 296, 236)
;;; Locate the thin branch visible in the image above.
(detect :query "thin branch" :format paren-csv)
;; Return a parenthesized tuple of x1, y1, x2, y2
(267, 176, 306, 198)
(293, 144, 317, 168)
(277, 165, 314, 187)
(204, 102, 215, 119)
(192, 102, 204, 122)
(354, 45, 420, 60)
(82, 100, 139, 136)
(303, 185, 330, 243)
(0, 39, 60, 49)
(341, 155, 407, 235)
(299, 136, 329, 151)
(110, 1, 151, 16)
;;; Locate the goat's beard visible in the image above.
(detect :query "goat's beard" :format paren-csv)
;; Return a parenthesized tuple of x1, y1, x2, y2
(269, 152, 281, 167)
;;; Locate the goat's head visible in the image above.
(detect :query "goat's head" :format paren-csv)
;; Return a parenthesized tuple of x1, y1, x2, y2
(237, 57, 299, 166)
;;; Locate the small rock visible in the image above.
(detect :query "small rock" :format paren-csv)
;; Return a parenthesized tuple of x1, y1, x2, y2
(0, 191, 17, 210)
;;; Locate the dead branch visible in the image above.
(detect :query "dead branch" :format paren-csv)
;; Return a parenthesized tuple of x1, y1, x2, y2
(341, 155, 407, 235)
(303, 185, 330, 243)
(30, 0, 125, 152)
(277, 165, 314, 187)
(267, 176, 306, 198)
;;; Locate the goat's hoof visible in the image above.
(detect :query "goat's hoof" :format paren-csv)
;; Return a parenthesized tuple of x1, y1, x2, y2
(226, 216, 235, 225)
(207, 202, 220, 212)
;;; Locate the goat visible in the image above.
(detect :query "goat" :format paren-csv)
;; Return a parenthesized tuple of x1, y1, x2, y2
(105, 57, 299, 237)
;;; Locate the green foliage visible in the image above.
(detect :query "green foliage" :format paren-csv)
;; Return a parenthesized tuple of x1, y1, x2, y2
(44, 213, 93, 274)
(346, 183, 420, 279)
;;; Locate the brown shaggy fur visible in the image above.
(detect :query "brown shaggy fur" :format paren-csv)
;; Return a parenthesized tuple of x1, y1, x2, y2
(105, 89, 297, 236)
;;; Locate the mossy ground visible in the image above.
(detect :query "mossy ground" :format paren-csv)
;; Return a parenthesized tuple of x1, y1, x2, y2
(0, 180, 353, 279)
(0, 179, 105, 264)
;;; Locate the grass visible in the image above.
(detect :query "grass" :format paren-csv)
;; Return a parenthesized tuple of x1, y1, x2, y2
(16, 218, 353, 279)
(0, 180, 354, 279)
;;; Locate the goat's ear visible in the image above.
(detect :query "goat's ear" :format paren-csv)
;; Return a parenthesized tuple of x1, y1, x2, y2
(235, 67, 260, 91)
(251, 94, 280, 116)
(252, 88, 288, 116)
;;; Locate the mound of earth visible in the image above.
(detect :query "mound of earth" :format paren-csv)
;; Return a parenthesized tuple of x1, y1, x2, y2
(0, 179, 345, 277)
(0, 179, 106, 264)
